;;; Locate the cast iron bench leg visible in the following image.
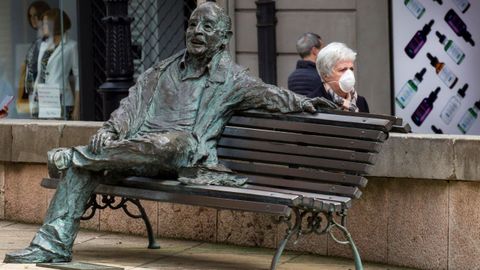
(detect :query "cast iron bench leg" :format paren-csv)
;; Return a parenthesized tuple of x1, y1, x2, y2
(329, 216, 363, 270)
(270, 209, 301, 270)
(127, 199, 161, 249)
(82, 195, 160, 249)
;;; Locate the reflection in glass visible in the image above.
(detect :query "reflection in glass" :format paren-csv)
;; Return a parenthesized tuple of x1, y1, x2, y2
(33, 8, 79, 120)
(0, 1, 79, 120)
(17, 1, 51, 117)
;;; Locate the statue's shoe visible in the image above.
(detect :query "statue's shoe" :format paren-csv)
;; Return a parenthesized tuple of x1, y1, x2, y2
(3, 246, 71, 263)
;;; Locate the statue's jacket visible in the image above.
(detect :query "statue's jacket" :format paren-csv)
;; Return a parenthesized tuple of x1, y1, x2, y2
(91, 49, 309, 183)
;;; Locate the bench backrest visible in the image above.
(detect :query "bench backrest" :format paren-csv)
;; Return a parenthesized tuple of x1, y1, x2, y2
(218, 110, 394, 201)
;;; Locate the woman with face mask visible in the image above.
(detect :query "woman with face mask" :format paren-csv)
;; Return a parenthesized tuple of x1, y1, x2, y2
(316, 42, 369, 113)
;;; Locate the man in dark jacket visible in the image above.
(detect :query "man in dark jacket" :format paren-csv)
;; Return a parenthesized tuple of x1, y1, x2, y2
(287, 32, 326, 98)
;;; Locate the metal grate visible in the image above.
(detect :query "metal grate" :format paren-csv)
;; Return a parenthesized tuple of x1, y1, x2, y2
(91, 0, 107, 121)
(129, 0, 196, 78)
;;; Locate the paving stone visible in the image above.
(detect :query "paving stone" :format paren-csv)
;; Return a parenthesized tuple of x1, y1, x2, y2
(73, 234, 198, 269)
(0, 220, 16, 228)
(0, 222, 420, 270)
(138, 243, 284, 270)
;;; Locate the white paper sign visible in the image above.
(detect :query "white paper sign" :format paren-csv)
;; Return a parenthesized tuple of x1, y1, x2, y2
(37, 84, 61, 118)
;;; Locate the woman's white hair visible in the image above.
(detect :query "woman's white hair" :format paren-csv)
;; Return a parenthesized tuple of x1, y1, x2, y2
(316, 42, 357, 78)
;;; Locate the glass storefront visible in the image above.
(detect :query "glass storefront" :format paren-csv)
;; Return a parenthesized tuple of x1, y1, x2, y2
(0, 0, 195, 121)
(0, 0, 78, 120)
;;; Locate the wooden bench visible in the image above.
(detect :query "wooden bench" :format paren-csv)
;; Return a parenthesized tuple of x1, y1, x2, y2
(41, 110, 396, 270)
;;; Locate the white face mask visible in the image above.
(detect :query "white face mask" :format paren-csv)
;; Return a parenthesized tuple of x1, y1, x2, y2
(338, 69, 355, 93)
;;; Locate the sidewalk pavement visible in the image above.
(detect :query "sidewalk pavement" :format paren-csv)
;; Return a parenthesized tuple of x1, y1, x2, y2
(0, 220, 416, 270)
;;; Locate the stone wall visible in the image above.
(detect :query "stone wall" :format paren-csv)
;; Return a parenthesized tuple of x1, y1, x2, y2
(1, 120, 480, 270)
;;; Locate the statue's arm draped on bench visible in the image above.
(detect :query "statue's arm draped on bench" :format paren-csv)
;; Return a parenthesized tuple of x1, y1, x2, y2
(232, 69, 338, 113)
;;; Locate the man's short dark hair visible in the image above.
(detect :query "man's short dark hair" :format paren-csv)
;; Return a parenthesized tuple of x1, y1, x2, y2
(296, 32, 322, 58)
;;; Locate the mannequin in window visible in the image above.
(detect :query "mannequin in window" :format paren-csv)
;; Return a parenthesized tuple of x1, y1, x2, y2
(32, 8, 79, 120)
(16, 1, 50, 116)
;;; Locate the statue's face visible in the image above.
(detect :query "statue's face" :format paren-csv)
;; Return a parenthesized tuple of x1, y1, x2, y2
(186, 5, 227, 57)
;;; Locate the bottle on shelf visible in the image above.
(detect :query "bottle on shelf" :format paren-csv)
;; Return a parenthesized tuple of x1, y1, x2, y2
(404, 0, 426, 19)
(444, 9, 475, 46)
(405, 20, 434, 59)
(457, 101, 480, 134)
(395, 68, 427, 109)
(452, 0, 470, 13)
(435, 31, 465, 65)
(427, 53, 458, 89)
(411, 87, 441, 126)
(440, 83, 468, 124)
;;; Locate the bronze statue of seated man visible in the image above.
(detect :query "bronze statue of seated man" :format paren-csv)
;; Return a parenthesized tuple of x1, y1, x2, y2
(4, 2, 336, 263)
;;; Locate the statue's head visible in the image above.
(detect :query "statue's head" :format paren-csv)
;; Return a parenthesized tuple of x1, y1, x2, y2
(186, 2, 232, 58)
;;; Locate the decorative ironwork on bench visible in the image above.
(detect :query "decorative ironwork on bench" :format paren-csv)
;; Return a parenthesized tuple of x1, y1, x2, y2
(82, 194, 160, 249)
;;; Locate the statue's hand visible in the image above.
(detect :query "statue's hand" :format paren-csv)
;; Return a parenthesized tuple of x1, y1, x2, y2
(302, 97, 339, 113)
(89, 130, 117, 154)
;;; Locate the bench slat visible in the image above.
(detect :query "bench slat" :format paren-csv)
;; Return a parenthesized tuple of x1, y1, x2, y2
(316, 109, 403, 126)
(244, 184, 351, 212)
(237, 111, 394, 132)
(120, 177, 304, 207)
(219, 160, 367, 187)
(218, 137, 376, 164)
(241, 174, 361, 198)
(228, 116, 388, 142)
(98, 185, 293, 216)
(40, 178, 292, 216)
(223, 127, 381, 152)
(217, 148, 372, 174)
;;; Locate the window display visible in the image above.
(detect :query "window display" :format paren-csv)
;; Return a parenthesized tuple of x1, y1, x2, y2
(392, 0, 480, 134)
(0, 0, 79, 120)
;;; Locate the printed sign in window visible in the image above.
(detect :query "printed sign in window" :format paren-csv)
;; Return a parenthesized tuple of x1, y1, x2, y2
(37, 84, 61, 119)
